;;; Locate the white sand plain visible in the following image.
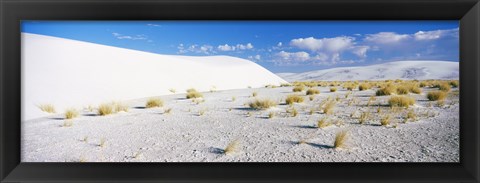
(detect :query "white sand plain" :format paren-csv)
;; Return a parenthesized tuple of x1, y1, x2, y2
(22, 86, 459, 162)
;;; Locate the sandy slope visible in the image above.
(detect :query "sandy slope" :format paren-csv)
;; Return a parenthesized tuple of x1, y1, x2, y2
(22, 86, 459, 162)
(22, 33, 286, 120)
(277, 61, 459, 82)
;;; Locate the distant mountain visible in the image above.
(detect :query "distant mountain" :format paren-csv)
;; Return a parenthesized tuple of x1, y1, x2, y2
(276, 61, 459, 82)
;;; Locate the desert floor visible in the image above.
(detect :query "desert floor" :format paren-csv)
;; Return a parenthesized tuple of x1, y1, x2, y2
(22, 86, 459, 162)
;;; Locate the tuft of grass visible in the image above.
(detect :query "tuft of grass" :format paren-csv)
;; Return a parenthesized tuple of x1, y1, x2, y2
(249, 98, 277, 110)
(268, 111, 275, 119)
(65, 108, 79, 119)
(309, 108, 315, 115)
(359, 111, 370, 124)
(252, 91, 258, 97)
(323, 100, 336, 115)
(450, 80, 459, 87)
(146, 98, 164, 108)
(306, 88, 320, 95)
(164, 108, 172, 114)
(309, 95, 315, 101)
(291, 108, 298, 117)
(198, 108, 207, 116)
(388, 96, 415, 108)
(186, 90, 203, 99)
(376, 86, 396, 96)
(169, 88, 176, 93)
(231, 96, 236, 102)
(224, 140, 240, 155)
(98, 138, 106, 147)
(437, 82, 451, 92)
(98, 103, 114, 116)
(62, 120, 73, 127)
(406, 109, 416, 122)
(82, 136, 88, 143)
(286, 95, 304, 105)
(345, 91, 352, 99)
(358, 83, 371, 91)
(330, 87, 337, 92)
(409, 84, 422, 94)
(333, 130, 349, 149)
(317, 118, 332, 129)
(113, 102, 129, 113)
(38, 104, 56, 113)
(367, 96, 376, 106)
(427, 91, 447, 101)
(292, 85, 305, 92)
(396, 86, 410, 95)
(380, 114, 391, 126)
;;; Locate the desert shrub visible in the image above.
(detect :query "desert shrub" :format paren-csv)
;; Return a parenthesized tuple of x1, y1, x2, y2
(323, 100, 336, 115)
(146, 98, 164, 108)
(186, 90, 203, 99)
(224, 140, 240, 155)
(38, 104, 56, 113)
(358, 83, 371, 91)
(317, 118, 332, 128)
(98, 103, 114, 116)
(330, 87, 337, 92)
(286, 95, 304, 105)
(427, 91, 447, 101)
(306, 88, 320, 95)
(388, 96, 415, 108)
(292, 85, 305, 92)
(65, 108, 79, 119)
(376, 86, 396, 96)
(248, 99, 277, 110)
(380, 115, 391, 126)
(438, 82, 451, 92)
(396, 86, 410, 95)
(334, 130, 349, 149)
(450, 80, 459, 87)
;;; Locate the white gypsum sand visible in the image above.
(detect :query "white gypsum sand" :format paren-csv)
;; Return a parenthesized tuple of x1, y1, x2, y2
(276, 61, 459, 82)
(22, 33, 287, 120)
(22, 86, 459, 162)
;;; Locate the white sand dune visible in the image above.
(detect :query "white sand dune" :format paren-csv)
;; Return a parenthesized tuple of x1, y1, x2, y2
(22, 33, 287, 120)
(277, 61, 459, 82)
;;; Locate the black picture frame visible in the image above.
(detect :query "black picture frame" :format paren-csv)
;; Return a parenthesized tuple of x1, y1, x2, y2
(1, 0, 479, 182)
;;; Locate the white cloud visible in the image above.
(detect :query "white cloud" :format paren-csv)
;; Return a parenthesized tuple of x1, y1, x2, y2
(352, 46, 370, 58)
(414, 28, 458, 40)
(236, 43, 254, 50)
(112, 32, 148, 40)
(248, 54, 261, 61)
(146, 24, 161, 27)
(178, 44, 214, 54)
(290, 36, 355, 53)
(277, 42, 283, 47)
(217, 44, 236, 51)
(364, 32, 410, 44)
(277, 51, 310, 62)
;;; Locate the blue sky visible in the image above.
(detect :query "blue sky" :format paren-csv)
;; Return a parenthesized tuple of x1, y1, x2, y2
(22, 21, 459, 73)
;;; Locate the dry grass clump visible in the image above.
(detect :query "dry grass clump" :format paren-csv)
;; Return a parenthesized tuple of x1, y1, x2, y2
(292, 85, 305, 92)
(164, 108, 172, 114)
(367, 96, 376, 106)
(309, 95, 315, 101)
(224, 139, 240, 155)
(268, 111, 275, 119)
(186, 89, 203, 99)
(248, 98, 277, 110)
(198, 108, 207, 116)
(317, 118, 332, 129)
(449, 80, 459, 87)
(437, 82, 451, 92)
(358, 83, 371, 91)
(252, 91, 258, 97)
(396, 86, 410, 95)
(65, 108, 79, 119)
(146, 98, 164, 108)
(406, 109, 417, 122)
(286, 94, 304, 105)
(113, 102, 129, 112)
(38, 104, 56, 113)
(280, 83, 292, 87)
(376, 85, 396, 96)
(427, 91, 447, 101)
(306, 88, 320, 95)
(333, 130, 349, 149)
(330, 87, 337, 92)
(419, 81, 428, 87)
(289, 107, 298, 117)
(231, 96, 236, 102)
(98, 103, 114, 116)
(388, 96, 415, 108)
(409, 85, 422, 94)
(323, 100, 336, 115)
(380, 115, 391, 126)
(359, 111, 370, 124)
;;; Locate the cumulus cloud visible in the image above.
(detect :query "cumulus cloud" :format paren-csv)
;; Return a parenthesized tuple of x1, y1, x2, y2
(364, 32, 410, 44)
(217, 43, 254, 51)
(290, 36, 355, 52)
(277, 42, 283, 47)
(112, 32, 148, 40)
(414, 28, 458, 40)
(277, 51, 310, 62)
(178, 44, 215, 54)
(351, 46, 370, 58)
(248, 54, 261, 61)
